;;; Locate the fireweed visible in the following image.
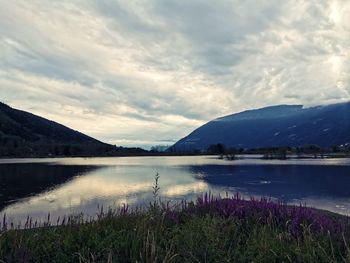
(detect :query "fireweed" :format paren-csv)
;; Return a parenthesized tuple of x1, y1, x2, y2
(0, 175, 350, 262)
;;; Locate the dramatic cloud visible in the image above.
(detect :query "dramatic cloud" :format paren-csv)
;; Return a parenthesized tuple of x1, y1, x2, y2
(0, 0, 349, 148)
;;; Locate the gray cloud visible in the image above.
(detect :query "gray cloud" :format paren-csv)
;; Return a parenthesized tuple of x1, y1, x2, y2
(0, 0, 349, 148)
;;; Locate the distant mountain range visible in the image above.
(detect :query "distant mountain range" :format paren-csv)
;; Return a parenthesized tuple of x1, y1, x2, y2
(171, 102, 350, 152)
(0, 102, 146, 157)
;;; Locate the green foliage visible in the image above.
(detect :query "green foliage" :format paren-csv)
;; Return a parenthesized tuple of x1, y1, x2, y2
(207, 143, 226, 154)
(1, 200, 350, 262)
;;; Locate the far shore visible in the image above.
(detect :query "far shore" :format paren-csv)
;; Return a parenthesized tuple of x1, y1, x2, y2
(0, 152, 349, 161)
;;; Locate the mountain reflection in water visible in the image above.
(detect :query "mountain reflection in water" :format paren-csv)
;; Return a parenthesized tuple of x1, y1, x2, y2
(0, 156, 349, 224)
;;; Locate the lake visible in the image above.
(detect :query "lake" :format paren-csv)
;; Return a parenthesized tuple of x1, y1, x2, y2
(1, 155, 350, 224)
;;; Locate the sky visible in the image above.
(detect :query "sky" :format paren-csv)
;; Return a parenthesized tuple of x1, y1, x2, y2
(0, 0, 349, 149)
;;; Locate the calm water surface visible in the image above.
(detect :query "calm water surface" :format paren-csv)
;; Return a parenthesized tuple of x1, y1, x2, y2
(1, 156, 350, 224)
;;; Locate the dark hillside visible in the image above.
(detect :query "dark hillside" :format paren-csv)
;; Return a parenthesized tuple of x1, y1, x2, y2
(172, 102, 350, 152)
(0, 102, 115, 157)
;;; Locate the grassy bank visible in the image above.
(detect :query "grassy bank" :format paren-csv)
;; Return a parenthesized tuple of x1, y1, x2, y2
(1, 194, 350, 262)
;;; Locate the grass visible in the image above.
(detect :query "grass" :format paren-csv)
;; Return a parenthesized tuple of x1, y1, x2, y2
(0, 194, 350, 262)
(0, 174, 350, 262)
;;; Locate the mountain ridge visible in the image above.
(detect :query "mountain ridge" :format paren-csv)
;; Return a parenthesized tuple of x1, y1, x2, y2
(0, 102, 115, 157)
(215, 104, 304, 121)
(171, 102, 350, 152)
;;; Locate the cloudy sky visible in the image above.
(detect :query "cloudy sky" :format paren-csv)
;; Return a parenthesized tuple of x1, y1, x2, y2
(0, 0, 349, 148)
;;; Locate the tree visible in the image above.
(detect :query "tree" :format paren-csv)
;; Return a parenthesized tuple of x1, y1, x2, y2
(207, 143, 226, 154)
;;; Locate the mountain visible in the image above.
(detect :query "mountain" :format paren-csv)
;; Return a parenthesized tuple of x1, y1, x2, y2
(171, 102, 350, 152)
(0, 102, 116, 157)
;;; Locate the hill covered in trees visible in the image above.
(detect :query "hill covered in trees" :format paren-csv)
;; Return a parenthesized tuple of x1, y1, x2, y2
(171, 102, 350, 153)
(0, 102, 119, 157)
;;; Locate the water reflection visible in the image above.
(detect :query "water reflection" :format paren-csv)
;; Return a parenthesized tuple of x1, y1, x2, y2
(0, 156, 350, 224)
(190, 164, 350, 200)
(0, 162, 211, 224)
(0, 163, 99, 210)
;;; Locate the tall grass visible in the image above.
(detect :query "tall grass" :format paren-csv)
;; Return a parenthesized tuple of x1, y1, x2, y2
(0, 175, 350, 262)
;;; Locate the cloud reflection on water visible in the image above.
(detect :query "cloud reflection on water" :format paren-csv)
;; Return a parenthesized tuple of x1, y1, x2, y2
(1, 156, 350, 224)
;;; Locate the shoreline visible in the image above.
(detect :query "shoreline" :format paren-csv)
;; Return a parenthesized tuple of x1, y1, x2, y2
(1, 194, 350, 262)
(0, 153, 349, 160)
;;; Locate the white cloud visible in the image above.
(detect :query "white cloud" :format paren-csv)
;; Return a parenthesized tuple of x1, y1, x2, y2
(0, 0, 349, 148)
